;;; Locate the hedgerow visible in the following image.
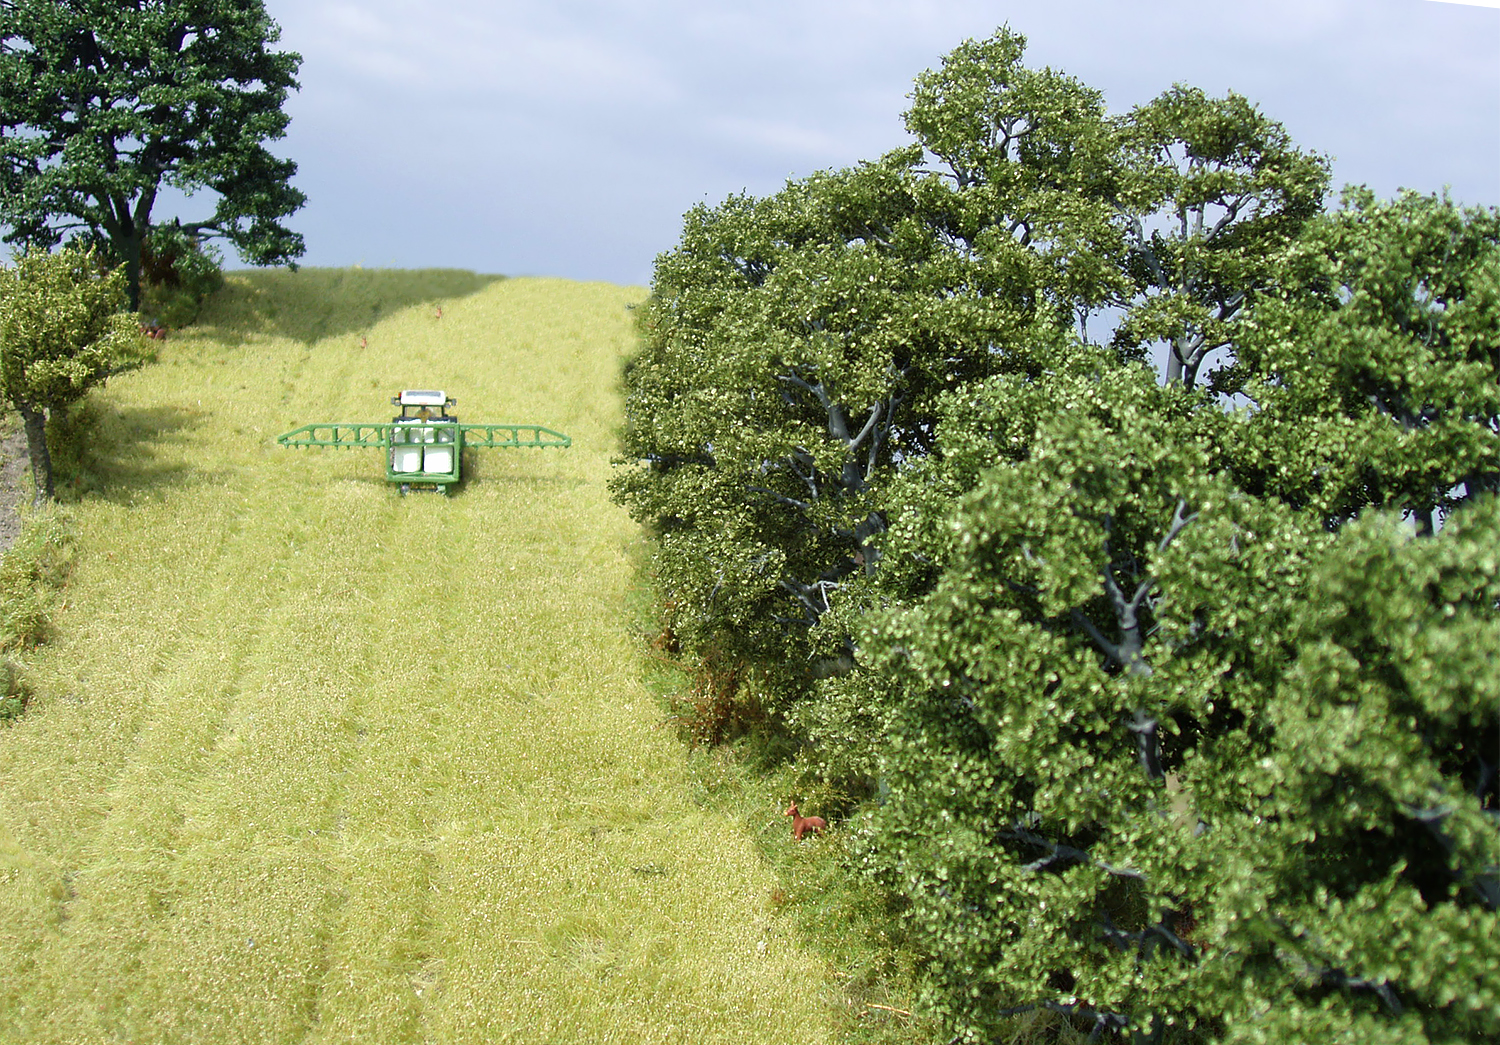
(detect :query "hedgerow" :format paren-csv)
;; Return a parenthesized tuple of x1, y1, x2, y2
(615, 24, 1500, 1044)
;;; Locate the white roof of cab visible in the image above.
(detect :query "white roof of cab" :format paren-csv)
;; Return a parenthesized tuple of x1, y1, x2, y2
(399, 390, 447, 406)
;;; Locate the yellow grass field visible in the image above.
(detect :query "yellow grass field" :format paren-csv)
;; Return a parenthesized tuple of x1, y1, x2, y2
(0, 270, 839, 1044)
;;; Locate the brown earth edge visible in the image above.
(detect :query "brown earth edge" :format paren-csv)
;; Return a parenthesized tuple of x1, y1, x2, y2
(0, 418, 30, 554)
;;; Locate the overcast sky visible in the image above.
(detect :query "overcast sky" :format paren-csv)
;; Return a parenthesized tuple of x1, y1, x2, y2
(229, 0, 1499, 287)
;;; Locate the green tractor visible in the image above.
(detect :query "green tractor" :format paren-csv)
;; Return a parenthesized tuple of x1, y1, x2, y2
(278, 389, 570, 495)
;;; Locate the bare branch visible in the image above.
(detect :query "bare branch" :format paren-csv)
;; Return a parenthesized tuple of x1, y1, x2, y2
(747, 485, 812, 513)
(1207, 195, 1245, 241)
(827, 401, 851, 444)
(776, 371, 831, 411)
(1124, 212, 1169, 288)
(864, 401, 889, 482)
(780, 577, 840, 618)
(1002, 824, 1147, 881)
(1215, 289, 1246, 323)
(1317, 969, 1405, 1017)
(1126, 576, 1156, 616)
(847, 401, 882, 451)
(1101, 912, 1198, 963)
(1071, 608, 1124, 666)
(1157, 499, 1199, 552)
(1126, 710, 1163, 780)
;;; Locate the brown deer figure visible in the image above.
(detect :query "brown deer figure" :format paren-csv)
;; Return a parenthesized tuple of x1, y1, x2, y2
(785, 801, 826, 841)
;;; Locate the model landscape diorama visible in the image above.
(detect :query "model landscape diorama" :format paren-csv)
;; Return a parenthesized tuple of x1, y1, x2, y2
(0, 1, 1497, 1042)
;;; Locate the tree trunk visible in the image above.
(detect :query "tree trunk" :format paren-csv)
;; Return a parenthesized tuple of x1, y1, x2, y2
(100, 196, 146, 312)
(19, 403, 53, 508)
(120, 228, 144, 313)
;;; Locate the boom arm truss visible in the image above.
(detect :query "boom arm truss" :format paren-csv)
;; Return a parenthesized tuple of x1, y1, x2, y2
(276, 423, 572, 449)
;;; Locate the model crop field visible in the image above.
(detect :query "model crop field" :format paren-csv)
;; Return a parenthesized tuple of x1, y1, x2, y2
(0, 269, 838, 1044)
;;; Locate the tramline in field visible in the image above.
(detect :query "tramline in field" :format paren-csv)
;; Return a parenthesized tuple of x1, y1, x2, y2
(277, 389, 571, 494)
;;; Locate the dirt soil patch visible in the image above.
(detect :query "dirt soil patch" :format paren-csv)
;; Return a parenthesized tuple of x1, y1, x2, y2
(0, 418, 29, 552)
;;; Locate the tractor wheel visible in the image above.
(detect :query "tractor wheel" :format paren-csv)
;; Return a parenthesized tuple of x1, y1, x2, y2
(400, 483, 411, 496)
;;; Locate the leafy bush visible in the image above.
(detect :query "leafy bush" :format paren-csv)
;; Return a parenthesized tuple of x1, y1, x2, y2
(0, 245, 144, 505)
(139, 222, 226, 328)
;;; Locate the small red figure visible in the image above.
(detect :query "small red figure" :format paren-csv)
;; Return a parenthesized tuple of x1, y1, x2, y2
(785, 800, 826, 841)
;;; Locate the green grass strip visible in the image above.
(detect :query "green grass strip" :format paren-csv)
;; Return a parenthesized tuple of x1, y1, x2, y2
(0, 269, 839, 1044)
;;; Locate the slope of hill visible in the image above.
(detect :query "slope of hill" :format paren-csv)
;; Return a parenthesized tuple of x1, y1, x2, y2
(0, 269, 839, 1044)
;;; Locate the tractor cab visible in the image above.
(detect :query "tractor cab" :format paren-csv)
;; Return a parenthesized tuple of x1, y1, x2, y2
(391, 389, 455, 422)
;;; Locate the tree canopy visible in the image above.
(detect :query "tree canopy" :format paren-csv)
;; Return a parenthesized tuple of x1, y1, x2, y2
(614, 25, 1500, 1044)
(0, 245, 139, 505)
(0, 0, 305, 308)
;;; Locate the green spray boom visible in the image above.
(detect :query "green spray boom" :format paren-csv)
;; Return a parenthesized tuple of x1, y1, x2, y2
(278, 389, 570, 495)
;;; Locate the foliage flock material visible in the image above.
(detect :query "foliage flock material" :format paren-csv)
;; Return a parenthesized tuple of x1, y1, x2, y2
(0, 246, 140, 505)
(613, 26, 1500, 1044)
(0, 0, 304, 308)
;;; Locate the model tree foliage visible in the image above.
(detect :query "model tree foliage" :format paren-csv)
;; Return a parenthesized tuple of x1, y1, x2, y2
(1228, 187, 1500, 531)
(614, 25, 1500, 1044)
(0, 245, 139, 505)
(0, 0, 305, 309)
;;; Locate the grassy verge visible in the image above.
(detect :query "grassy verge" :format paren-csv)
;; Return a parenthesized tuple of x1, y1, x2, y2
(624, 554, 1098, 1045)
(0, 269, 846, 1044)
(0, 509, 74, 721)
(622, 560, 941, 1044)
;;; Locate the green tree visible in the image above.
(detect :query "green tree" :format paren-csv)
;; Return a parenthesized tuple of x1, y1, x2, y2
(857, 367, 1302, 1039)
(902, 26, 1129, 329)
(0, 0, 304, 309)
(613, 28, 1123, 742)
(859, 398, 1500, 1038)
(848, 189, 1500, 1040)
(1227, 188, 1500, 531)
(1107, 86, 1331, 388)
(616, 23, 1500, 1043)
(0, 245, 140, 505)
(901, 30, 1333, 389)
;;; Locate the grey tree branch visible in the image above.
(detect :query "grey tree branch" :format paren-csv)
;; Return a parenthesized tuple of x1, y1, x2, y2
(1002, 824, 1147, 881)
(1208, 195, 1245, 241)
(748, 485, 812, 513)
(1215, 289, 1246, 323)
(1403, 801, 1500, 910)
(1125, 213, 1169, 289)
(1157, 499, 1198, 552)
(780, 577, 841, 619)
(848, 401, 882, 451)
(1071, 607, 1124, 665)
